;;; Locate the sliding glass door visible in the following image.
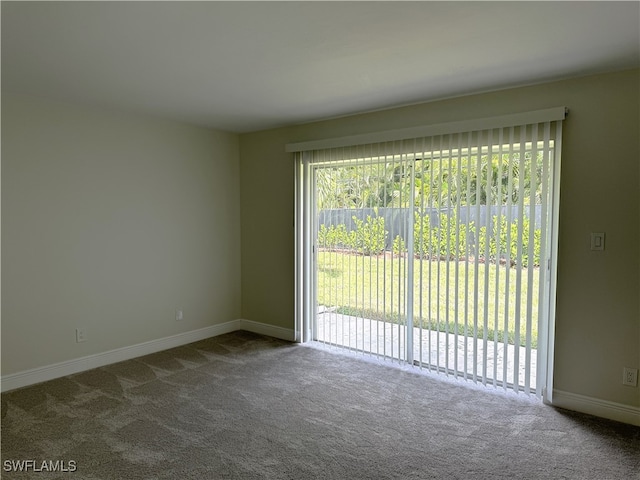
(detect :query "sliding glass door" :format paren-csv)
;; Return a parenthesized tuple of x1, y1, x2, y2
(295, 113, 564, 398)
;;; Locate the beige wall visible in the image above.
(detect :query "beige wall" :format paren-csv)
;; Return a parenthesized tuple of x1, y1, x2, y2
(2, 93, 241, 374)
(240, 69, 639, 408)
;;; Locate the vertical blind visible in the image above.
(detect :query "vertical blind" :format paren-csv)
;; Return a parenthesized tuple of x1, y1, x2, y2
(292, 108, 565, 398)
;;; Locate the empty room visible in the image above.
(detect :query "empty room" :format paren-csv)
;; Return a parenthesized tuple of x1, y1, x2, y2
(1, 2, 639, 479)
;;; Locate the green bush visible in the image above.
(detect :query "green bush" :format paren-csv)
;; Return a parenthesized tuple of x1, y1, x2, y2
(349, 215, 387, 255)
(319, 210, 541, 266)
(318, 224, 331, 248)
(413, 212, 432, 259)
(478, 215, 541, 267)
(432, 213, 471, 260)
(318, 223, 349, 248)
(392, 235, 406, 255)
(414, 212, 471, 261)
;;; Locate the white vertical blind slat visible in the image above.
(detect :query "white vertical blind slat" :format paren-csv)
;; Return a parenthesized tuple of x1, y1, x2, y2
(418, 137, 426, 368)
(444, 135, 453, 374)
(493, 129, 504, 387)
(503, 127, 515, 389)
(482, 130, 494, 385)
(464, 132, 472, 381)
(427, 138, 436, 372)
(454, 133, 463, 377)
(473, 132, 482, 383)
(513, 127, 527, 392)
(536, 123, 551, 398)
(436, 135, 445, 372)
(389, 143, 396, 360)
(543, 121, 564, 402)
(358, 145, 365, 354)
(406, 139, 416, 365)
(525, 125, 539, 394)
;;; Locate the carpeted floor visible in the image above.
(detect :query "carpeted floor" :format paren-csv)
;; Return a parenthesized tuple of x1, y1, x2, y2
(1, 331, 639, 479)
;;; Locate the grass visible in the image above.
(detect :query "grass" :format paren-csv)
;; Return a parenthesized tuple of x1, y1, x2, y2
(317, 250, 540, 348)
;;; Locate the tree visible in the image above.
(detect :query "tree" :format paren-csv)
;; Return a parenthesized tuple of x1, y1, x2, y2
(315, 150, 546, 210)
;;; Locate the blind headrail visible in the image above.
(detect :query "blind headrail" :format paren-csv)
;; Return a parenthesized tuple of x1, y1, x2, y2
(285, 107, 568, 153)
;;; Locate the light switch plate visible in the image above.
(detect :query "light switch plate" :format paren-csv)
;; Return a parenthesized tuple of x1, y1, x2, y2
(590, 232, 605, 251)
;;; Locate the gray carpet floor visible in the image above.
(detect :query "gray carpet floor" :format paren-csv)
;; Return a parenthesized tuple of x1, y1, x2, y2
(1, 331, 639, 479)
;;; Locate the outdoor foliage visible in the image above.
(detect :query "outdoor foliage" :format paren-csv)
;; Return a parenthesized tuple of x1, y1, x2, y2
(318, 215, 387, 256)
(478, 215, 541, 267)
(413, 212, 471, 260)
(320, 212, 541, 267)
(392, 235, 406, 255)
(315, 152, 545, 211)
(318, 223, 349, 248)
(349, 215, 387, 255)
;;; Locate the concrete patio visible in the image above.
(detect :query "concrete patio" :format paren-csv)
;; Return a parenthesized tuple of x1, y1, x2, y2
(315, 311, 537, 392)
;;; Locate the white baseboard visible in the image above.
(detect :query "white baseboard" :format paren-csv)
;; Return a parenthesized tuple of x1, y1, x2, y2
(1, 319, 295, 393)
(551, 389, 640, 426)
(238, 318, 296, 342)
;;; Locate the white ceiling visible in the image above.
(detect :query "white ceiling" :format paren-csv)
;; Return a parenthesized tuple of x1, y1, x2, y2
(2, 1, 639, 133)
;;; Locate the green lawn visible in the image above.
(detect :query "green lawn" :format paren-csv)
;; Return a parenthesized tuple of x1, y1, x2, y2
(317, 250, 540, 347)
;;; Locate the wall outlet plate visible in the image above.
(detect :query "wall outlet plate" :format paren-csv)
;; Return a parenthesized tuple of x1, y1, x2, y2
(76, 328, 87, 343)
(175, 309, 183, 321)
(623, 367, 638, 387)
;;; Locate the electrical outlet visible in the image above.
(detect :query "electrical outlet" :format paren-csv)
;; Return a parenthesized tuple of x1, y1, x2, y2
(623, 368, 638, 387)
(76, 328, 87, 343)
(175, 309, 183, 322)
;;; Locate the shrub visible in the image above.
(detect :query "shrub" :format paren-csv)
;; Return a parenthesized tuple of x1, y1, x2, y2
(413, 212, 432, 259)
(414, 212, 470, 260)
(319, 210, 541, 266)
(478, 215, 541, 267)
(432, 213, 471, 260)
(392, 235, 406, 255)
(318, 224, 331, 248)
(349, 215, 387, 255)
(318, 223, 349, 248)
